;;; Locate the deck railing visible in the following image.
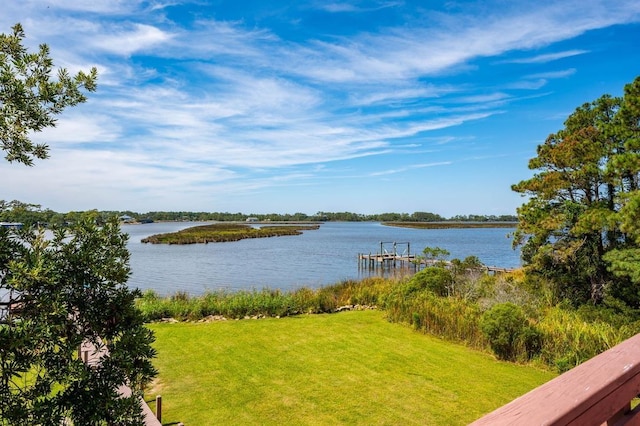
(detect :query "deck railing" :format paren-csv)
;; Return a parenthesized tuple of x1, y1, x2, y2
(471, 333, 640, 425)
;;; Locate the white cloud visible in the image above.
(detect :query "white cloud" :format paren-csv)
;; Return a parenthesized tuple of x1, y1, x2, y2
(276, 1, 640, 83)
(369, 161, 452, 176)
(315, 1, 402, 13)
(451, 93, 511, 104)
(503, 49, 589, 64)
(32, 114, 122, 145)
(525, 69, 577, 80)
(91, 23, 173, 56)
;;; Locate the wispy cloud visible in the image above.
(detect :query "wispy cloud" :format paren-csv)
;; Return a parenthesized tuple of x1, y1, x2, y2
(369, 161, 452, 176)
(525, 69, 577, 80)
(315, 1, 402, 13)
(503, 49, 589, 64)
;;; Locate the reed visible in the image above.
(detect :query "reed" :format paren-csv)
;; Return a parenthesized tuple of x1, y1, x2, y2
(536, 307, 637, 372)
(136, 277, 396, 321)
(380, 267, 640, 370)
(384, 288, 485, 348)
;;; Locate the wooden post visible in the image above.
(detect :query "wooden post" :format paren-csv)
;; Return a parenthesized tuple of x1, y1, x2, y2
(156, 395, 162, 422)
(393, 242, 397, 268)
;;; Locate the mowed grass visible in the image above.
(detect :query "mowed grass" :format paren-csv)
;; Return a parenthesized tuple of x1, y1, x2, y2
(147, 310, 555, 425)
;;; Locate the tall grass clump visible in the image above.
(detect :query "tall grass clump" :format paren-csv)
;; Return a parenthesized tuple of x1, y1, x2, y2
(385, 289, 485, 348)
(137, 289, 297, 320)
(136, 277, 397, 321)
(536, 306, 638, 372)
(383, 268, 485, 348)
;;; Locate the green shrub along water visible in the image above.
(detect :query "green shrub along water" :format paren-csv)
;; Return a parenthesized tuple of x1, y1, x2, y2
(136, 266, 640, 372)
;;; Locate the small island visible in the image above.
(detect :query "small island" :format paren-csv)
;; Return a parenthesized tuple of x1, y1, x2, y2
(141, 222, 320, 244)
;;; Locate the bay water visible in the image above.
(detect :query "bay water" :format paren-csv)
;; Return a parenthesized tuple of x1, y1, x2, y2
(122, 222, 521, 296)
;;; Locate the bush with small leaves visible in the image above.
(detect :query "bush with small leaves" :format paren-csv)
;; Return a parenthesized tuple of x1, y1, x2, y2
(480, 303, 529, 361)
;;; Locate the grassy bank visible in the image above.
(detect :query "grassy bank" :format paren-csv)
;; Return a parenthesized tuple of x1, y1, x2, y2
(138, 271, 640, 372)
(147, 310, 555, 425)
(136, 277, 394, 321)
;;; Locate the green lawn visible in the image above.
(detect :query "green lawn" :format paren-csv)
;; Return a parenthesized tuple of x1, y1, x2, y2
(147, 310, 555, 425)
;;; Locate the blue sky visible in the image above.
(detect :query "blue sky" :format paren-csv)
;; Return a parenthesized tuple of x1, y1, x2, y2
(2, 1, 639, 216)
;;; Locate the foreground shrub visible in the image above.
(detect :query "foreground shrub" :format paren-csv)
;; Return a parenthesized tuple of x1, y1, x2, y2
(404, 267, 452, 296)
(480, 303, 540, 361)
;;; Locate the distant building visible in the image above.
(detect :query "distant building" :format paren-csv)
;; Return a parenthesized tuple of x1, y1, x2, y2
(0, 222, 23, 229)
(119, 215, 134, 223)
(246, 217, 259, 222)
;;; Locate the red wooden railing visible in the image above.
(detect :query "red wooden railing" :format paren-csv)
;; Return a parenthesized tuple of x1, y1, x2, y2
(471, 333, 640, 425)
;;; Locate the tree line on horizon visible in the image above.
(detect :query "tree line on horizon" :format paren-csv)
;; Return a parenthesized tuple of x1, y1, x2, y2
(0, 201, 517, 225)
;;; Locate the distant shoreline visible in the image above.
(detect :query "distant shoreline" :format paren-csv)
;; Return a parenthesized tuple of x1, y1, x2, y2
(383, 221, 517, 229)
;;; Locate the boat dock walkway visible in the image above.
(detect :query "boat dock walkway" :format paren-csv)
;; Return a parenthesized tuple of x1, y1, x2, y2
(357, 241, 515, 274)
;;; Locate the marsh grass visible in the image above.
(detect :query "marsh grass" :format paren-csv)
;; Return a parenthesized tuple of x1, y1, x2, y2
(536, 307, 638, 371)
(147, 310, 555, 425)
(385, 290, 485, 347)
(140, 223, 319, 244)
(136, 277, 395, 321)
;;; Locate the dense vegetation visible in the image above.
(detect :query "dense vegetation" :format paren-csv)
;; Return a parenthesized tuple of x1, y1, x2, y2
(512, 76, 640, 308)
(385, 221, 516, 229)
(0, 200, 517, 226)
(140, 223, 320, 244)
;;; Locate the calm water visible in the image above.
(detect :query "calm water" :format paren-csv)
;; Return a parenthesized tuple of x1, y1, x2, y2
(122, 222, 521, 296)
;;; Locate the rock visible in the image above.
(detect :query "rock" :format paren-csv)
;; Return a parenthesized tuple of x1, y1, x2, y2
(335, 305, 354, 312)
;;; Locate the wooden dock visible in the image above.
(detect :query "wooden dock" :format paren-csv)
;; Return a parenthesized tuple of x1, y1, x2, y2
(358, 241, 515, 274)
(358, 252, 419, 269)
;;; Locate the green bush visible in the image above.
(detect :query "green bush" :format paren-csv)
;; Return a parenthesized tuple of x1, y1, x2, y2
(404, 267, 452, 296)
(480, 303, 529, 361)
